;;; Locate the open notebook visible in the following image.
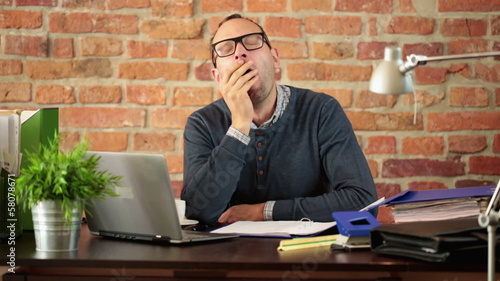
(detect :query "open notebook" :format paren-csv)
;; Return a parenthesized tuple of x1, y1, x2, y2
(211, 197, 384, 238)
(85, 151, 238, 244)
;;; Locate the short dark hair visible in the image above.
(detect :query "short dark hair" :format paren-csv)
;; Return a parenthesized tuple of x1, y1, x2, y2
(210, 14, 272, 67)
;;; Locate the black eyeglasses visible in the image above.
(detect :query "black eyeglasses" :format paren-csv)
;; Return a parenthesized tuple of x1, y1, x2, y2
(211, 32, 271, 66)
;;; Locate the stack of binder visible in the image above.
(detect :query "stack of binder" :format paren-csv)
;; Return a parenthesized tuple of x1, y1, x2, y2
(371, 216, 488, 262)
(0, 110, 21, 176)
(377, 185, 494, 224)
(0, 108, 58, 241)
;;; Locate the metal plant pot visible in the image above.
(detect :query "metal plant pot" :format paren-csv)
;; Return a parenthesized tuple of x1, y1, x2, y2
(31, 200, 81, 252)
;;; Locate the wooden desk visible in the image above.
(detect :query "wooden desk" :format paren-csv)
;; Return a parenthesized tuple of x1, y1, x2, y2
(0, 224, 495, 281)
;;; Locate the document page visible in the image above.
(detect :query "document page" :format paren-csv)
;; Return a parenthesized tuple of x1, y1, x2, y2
(211, 220, 337, 237)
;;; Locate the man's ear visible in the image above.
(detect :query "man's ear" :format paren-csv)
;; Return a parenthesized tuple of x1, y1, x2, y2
(271, 48, 280, 71)
(211, 68, 221, 83)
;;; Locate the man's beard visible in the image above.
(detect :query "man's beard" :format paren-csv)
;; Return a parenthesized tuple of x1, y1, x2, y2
(247, 65, 275, 106)
(248, 82, 272, 107)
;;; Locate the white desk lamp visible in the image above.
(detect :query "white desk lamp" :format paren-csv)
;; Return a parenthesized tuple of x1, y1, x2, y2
(369, 46, 500, 281)
(479, 180, 500, 281)
(369, 46, 500, 95)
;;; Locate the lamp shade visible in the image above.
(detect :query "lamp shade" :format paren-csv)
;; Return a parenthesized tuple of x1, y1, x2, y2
(369, 46, 414, 95)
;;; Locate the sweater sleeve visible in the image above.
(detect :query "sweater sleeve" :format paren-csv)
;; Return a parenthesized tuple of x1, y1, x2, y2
(181, 113, 248, 225)
(271, 98, 378, 222)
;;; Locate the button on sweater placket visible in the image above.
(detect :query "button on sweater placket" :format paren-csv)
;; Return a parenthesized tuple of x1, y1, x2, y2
(254, 130, 266, 181)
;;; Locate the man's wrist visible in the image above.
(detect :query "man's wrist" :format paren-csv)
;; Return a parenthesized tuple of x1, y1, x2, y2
(263, 201, 275, 221)
(227, 126, 251, 145)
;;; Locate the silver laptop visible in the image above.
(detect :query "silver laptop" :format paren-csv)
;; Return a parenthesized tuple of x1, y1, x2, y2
(85, 151, 238, 244)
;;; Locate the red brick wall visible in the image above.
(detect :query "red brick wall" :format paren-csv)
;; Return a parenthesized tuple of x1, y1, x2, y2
(1, 0, 499, 198)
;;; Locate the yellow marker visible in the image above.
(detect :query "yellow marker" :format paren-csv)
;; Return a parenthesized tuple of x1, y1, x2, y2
(277, 234, 339, 251)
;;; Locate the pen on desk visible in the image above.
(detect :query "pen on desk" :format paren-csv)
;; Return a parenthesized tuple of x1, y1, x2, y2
(357, 185, 417, 212)
(359, 197, 385, 212)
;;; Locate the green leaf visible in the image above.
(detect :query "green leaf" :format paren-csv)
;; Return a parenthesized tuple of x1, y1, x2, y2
(14, 133, 121, 225)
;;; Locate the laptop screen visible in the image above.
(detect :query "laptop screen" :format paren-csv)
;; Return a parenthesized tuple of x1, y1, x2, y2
(85, 152, 183, 241)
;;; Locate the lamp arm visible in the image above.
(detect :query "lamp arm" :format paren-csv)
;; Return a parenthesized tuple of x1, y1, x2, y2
(478, 179, 500, 281)
(399, 51, 500, 74)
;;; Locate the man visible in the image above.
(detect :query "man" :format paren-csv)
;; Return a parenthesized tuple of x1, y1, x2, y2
(181, 14, 377, 225)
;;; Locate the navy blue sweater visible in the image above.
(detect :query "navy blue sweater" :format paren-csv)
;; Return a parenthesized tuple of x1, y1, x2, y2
(182, 85, 377, 225)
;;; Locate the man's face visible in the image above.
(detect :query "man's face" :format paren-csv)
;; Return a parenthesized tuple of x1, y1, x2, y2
(211, 18, 280, 105)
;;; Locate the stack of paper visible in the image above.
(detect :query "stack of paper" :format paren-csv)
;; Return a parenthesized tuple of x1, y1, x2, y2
(379, 186, 494, 223)
(211, 220, 337, 237)
(390, 197, 487, 223)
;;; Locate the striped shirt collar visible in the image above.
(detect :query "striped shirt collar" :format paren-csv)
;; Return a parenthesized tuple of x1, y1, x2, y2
(251, 84, 290, 130)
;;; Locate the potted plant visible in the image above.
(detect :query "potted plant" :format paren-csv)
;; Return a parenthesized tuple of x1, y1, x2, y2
(15, 134, 120, 252)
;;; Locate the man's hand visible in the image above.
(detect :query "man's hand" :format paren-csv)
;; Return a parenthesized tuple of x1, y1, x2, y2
(218, 203, 265, 224)
(219, 60, 258, 135)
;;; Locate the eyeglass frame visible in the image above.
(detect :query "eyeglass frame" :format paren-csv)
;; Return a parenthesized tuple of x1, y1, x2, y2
(211, 32, 272, 67)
